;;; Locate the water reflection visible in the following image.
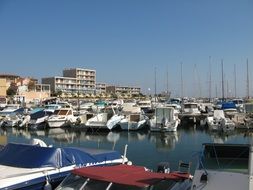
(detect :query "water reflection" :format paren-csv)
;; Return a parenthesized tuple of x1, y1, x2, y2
(0, 127, 180, 152)
(1, 126, 253, 173)
(149, 132, 179, 152)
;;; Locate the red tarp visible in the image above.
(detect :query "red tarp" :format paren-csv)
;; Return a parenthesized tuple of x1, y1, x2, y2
(73, 164, 190, 187)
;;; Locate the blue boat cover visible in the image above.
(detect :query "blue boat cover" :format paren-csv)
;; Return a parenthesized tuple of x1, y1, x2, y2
(221, 102, 236, 110)
(30, 109, 53, 119)
(0, 143, 121, 168)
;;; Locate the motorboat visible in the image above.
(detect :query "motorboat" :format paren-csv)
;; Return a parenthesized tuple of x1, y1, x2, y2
(106, 106, 125, 130)
(0, 140, 127, 189)
(47, 107, 78, 128)
(28, 108, 54, 129)
(85, 107, 114, 130)
(0, 104, 22, 116)
(221, 116, 236, 132)
(1, 113, 22, 127)
(179, 103, 201, 124)
(106, 113, 124, 130)
(191, 143, 253, 190)
(119, 112, 148, 131)
(85, 112, 111, 130)
(206, 110, 224, 131)
(150, 107, 180, 132)
(56, 164, 192, 190)
(206, 110, 235, 132)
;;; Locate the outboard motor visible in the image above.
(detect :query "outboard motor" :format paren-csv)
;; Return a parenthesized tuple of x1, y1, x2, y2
(157, 162, 170, 173)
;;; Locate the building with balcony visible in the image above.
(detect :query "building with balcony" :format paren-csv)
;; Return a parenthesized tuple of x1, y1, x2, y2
(106, 85, 141, 95)
(63, 68, 96, 91)
(96, 82, 106, 94)
(42, 68, 96, 94)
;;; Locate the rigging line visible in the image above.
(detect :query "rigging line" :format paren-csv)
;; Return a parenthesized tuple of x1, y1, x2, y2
(199, 150, 208, 175)
(212, 144, 220, 169)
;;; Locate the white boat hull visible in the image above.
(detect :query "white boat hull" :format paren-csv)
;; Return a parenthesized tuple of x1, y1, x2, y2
(119, 119, 147, 131)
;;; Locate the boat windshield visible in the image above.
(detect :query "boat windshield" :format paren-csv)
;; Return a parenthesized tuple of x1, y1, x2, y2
(201, 144, 249, 174)
(56, 173, 177, 190)
(54, 109, 69, 115)
(184, 104, 198, 109)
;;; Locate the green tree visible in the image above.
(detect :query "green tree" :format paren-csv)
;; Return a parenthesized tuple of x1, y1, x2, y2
(7, 85, 17, 96)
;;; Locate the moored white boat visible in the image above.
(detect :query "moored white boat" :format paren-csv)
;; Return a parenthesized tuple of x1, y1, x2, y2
(206, 109, 235, 132)
(47, 107, 77, 128)
(150, 107, 179, 132)
(119, 112, 148, 131)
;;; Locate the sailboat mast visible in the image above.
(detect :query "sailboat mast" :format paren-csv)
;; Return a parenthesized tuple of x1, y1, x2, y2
(221, 59, 225, 101)
(247, 59, 249, 99)
(234, 64, 237, 98)
(166, 65, 169, 100)
(180, 62, 183, 99)
(155, 67, 157, 104)
(209, 56, 212, 101)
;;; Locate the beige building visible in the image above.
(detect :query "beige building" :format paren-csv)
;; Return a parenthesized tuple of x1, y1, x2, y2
(0, 74, 20, 89)
(96, 82, 106, 94)
(42, 68, 96, 94)
(0, 78, 7, 97)
(106, 85, 141, 95)
(17, 84, 51, 103)
(63, 68, 96, 91)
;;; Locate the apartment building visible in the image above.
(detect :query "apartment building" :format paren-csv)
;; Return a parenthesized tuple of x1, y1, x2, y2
(96, 82, 106, 94)
(42, 68, 96, 94)
(63, 68, 96, 90)
(106, 85, 141, 95)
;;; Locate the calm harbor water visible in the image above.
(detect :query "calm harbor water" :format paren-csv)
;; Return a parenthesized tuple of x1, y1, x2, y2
(0, 125, 252, 173)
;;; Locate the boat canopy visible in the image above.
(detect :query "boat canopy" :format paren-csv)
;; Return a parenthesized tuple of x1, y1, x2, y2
(0, 143, 121, 168)
(72, 164, 190, 187)
(30, 109, 52, 119)
(213, 110, 225, 119)
(221, 102, 236, 110)
(155, 107, 173, 123)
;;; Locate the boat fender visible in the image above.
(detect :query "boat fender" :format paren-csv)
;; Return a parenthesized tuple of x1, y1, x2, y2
(44, 176, 52, 190)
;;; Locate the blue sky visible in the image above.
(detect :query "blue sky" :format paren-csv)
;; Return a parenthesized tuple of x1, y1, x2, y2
(0, 0, 252, 97)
